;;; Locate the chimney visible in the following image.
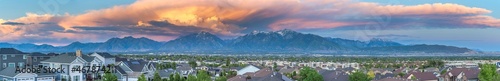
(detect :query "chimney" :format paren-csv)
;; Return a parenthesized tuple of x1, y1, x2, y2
(76, 50, 82, 57)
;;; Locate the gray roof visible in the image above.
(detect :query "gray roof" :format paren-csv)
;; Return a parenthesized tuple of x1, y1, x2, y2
(230, 68, 283, 81)
(93, 52, 114, 58)
(278, 67, 298, 73)
(115, 66, 127, 75)
(29, 52, 51, 57)
(0, 48, 25, 54)
(80, 54, 96, 62)
(404, 72, 438, 80)
(375, 77, 413, 81)
(158, 69, 177, 77)
(177, 63, 192, 71)
(320, 70, 349, 81)
(374, 73, 395, 80)
(121, 60, 149, 72)
(41, 54, 79, 63)
(0, 67, 19, 77)
(41, 53, 94, 63)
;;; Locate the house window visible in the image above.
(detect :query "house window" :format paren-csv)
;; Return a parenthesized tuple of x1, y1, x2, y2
(34, 57, 38, 62)
(11, 55, 14, 57)
(8, 63, 15, 67)
(19, 62, 24, 67)
(2, 63, 5, 68)
(2, 55, 6, 60)
(23, 55, 26, 59)
(74, 76, 80, 81)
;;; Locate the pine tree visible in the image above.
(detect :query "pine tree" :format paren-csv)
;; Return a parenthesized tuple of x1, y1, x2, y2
(154, 72, 162, 81)
(103, 73, 118, 81)
(138, 74, 147, 81)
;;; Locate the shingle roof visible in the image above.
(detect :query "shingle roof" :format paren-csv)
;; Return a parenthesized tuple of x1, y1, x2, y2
(92, 52, 114, 58)
(228, 75, 247, 81)
(80, 54, 96, 62)
(115, 66, 127, 75)
(405, 72, 438, 80)
(29, 52, 50, 56)
(158, 69, 177, 77)
(447, 67, 479, 79)
(115, 57, 128, 62)
(230, 68, 283, 81)
(122, 60, 149, 72)
(320, 70, 349, 81)
(41, 53, 94, 63)
(375, 77, 413, 81)
(41, 53, 79, 63)
(177, 63, 192, 71)
(0, 67, 19, 77)
(463, 69, 480, 79)
(374, 73, 395, 80)
(0, 48, 25, 54)
(278, 67, 298, 74)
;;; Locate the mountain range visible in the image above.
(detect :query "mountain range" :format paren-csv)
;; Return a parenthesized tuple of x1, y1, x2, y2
(0, 29, 475, 54)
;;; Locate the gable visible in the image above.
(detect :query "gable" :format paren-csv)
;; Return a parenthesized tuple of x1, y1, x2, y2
(118, 61, 133, 72)
(72, 57, 88, 64)
(90, 53, 105, 60)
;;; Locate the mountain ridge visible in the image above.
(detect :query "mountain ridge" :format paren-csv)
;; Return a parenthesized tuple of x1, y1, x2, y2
(0, 30, 475, 54)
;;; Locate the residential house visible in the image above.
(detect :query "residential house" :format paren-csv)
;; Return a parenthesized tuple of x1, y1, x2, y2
(278, 66, 299, 74)
(319, 70, 349, 81)
(228, 68, 292, 81)
(404, 72, 439, 81)
(115, 59, 156, 81)
(423, 67, 440, 73)
(0, 67, 56, 81)
(237, 65, 261, 75)
(176, 63, 194, 77)
(443, 67, 479, 81)
(157, 69, 178, 79)
(26, 52, 55, 66)
(374, 73, 395, 81)
(0, 48, 29, 70)
(375, 77, 414, 81)
(90, 52, 115, 65)
(40, 50, 103, 81)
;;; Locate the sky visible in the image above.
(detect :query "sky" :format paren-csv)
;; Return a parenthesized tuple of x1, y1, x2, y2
(0, 0, 499, 51)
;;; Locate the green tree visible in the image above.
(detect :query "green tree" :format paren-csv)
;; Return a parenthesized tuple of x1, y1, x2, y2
(397, 72, 406, 77)
(349, 71, 371, 81)
(186, 74, 197, 81)
(215, 76, 227, 81)
(197, 70, 211, 81)
(189, 61, 198, 68)
(273, 62, 278, 71)
(479, 64, 500, 81)
(411, 76, 417, 80)
(291, 71, 297, 79)
(367, 70, 375, 79)
(138, 74, 147, 81)
(154, 72, 162, 81)
(103, 73, 118, 81)
(226, 58, 231, 67)
(299, 67, 323, 81)
(174, 73, 181, 81)
(169, 74, 174, 81)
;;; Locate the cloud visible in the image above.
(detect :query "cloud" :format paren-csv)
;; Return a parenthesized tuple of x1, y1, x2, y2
(269, 2, 500, 30)
(57, 0, 303, 36)
(1, 22, 26, 25)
